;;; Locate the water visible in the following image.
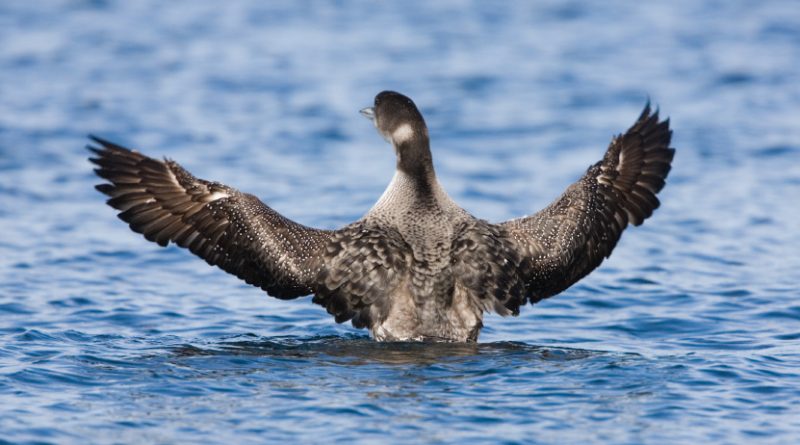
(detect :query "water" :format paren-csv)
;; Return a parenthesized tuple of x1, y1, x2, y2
(1, 0, 799, 443)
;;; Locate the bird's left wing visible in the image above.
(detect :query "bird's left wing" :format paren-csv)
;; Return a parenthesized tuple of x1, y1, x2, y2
(89, 136, 332, 299)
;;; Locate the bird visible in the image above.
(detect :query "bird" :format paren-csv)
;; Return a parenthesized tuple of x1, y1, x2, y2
(89, 90, 675, 342)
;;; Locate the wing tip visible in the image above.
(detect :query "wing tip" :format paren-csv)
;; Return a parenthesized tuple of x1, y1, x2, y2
(95, 183, 114, 195)
(86, 134, 138, 155)
(636, 97, 673, 130)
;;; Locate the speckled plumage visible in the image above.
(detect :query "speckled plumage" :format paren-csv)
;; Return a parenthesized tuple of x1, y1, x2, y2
(89, 91, 674, 342)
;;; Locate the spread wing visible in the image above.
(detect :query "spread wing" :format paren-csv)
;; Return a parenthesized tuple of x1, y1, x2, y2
(89, 136, 411, 329)
(89, 136, 332, 299)
(498, 103, 675, 308)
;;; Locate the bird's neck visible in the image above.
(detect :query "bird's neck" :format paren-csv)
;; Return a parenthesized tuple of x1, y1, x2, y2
(370, 141, 457, 217)
(395, 138, 436, 195)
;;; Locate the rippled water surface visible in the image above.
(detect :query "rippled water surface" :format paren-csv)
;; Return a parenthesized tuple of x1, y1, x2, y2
(2, 1, 800, 443)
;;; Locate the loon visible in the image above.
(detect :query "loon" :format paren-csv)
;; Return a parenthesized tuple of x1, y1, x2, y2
(89, 91, 674, 342)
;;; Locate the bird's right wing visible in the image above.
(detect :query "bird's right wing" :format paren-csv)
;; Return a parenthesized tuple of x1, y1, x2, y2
(498, 103, 675, 307)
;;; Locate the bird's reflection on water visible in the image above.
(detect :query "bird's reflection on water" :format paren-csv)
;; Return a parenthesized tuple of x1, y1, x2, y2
(173, 335, 614, 366)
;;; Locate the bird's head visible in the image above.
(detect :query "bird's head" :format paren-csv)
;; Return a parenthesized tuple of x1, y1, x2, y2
(360, 91, 429, 148)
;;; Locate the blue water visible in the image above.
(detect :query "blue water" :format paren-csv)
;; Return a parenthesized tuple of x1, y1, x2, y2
(1, 1, 800, 443)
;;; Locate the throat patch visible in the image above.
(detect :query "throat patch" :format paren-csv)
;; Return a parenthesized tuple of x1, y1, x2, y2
(392, 123, 414, 144)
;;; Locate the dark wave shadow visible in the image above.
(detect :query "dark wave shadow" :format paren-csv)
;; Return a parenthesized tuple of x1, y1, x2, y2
(171, 334, 630, 366)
